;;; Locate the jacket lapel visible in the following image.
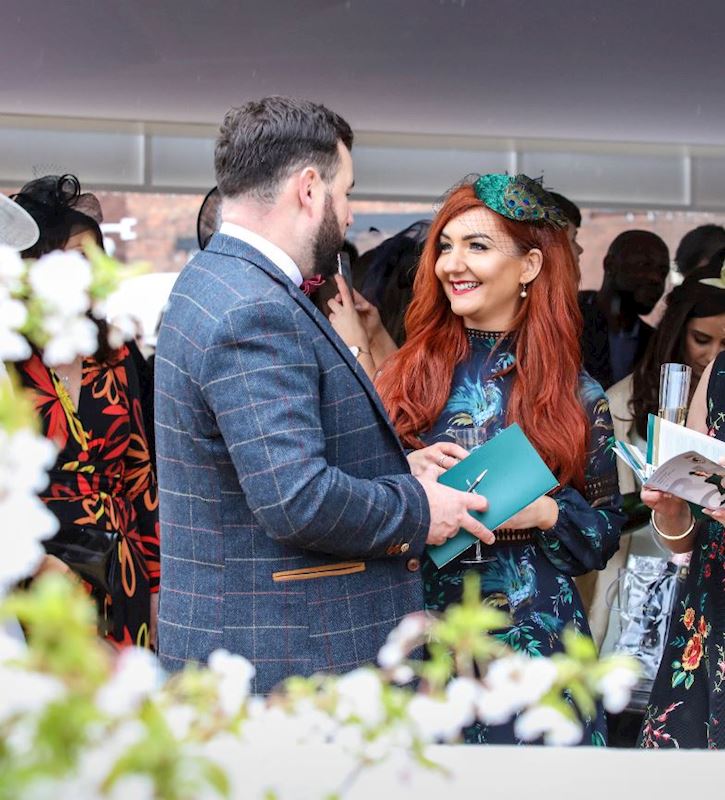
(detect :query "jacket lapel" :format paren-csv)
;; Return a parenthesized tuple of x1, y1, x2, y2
(205, 234, 405, 449)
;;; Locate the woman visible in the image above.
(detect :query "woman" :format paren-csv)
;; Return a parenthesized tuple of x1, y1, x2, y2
(13, 174, 159, 648)
(639, 348, 725, 749)
(375, 174, 625, 744)
(588, 260, 725, 645)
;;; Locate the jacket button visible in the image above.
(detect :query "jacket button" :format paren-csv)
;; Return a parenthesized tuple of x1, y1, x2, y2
(406, 557, 420, 572)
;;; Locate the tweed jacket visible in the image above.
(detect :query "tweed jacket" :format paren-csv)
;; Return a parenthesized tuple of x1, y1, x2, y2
(155, 233, 430, 692)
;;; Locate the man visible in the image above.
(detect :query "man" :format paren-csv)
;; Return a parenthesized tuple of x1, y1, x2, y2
(155, 97, 492, 692)
(577, 230, 669, 389)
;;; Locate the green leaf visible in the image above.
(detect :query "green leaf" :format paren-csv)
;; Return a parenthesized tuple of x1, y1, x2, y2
(672, 670, 687, 688)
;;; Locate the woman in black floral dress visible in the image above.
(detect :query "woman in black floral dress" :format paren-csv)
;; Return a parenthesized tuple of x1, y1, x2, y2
(14, 174, 159, 647)
(640, 350, 725, 748)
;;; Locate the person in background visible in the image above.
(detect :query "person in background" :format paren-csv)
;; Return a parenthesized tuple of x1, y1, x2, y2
(638, 345, 725, 749)
(675, 225, 725, 279)
(547, 191, 583, 275)
(12, 174, 159, 648)
(579, 231, 669, 389)
(376, 173, 624, 745)
(579, 258, 725, 652)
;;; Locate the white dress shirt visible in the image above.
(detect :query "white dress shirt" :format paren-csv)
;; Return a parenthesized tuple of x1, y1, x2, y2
(219, 221, 303, 288)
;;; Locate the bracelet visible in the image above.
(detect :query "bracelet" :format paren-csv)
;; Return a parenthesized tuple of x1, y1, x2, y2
(650, 510, 696, 541)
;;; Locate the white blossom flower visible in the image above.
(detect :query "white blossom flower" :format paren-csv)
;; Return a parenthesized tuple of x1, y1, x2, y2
(378, 612, 431, 669)
(334, 668, 385, 727)
(475, 654, 557, 725)
(596, 665, 639, 714)
(208, 648, 255, 717)
(390, 663, 415, 684)
(407, 693, 469, 742)
(96, 647, 162, 717)
(0, 246, 25, 291)
(0, 491, 59, 594)
(0, 627, 27, 664)
(42, 316, 98, 366)
(0, 291, 31, 362)
(28, 251, 92, 315)
(106, 774, 155, 800)
(162, 703, 197, 740)
(0, 429, 57, 494)
(0, 666, 65, 723)
(514, 704, 582, 746)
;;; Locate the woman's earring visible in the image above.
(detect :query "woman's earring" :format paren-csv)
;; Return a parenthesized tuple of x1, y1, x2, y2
(520, 282, 528, 298)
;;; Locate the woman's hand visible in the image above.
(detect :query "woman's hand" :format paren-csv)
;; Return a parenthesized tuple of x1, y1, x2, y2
(349, 289, 386, 343)
(35, 554, 74, 578)
(701, 456, 725, 527)
(406, 442, 470, 481)
(327, 275, 370, 352)
(502, 495, 559, 531)
(641, 486, 691, 529)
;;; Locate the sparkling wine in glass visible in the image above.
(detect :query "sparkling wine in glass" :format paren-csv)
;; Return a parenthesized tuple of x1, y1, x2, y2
(658, 363, 691, 426)
(445, 427, 494, 566)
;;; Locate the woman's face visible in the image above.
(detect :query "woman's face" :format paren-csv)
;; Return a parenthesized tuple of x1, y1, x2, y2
(64, 228, 98, 253)
(434, 207, 540, 331)
(683, 313, 725, 380)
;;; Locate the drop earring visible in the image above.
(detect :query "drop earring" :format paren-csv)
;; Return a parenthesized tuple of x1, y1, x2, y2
(520, 282, 528, 298)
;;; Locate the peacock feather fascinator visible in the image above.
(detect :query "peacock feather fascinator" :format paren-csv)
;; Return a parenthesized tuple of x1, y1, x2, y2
(473, 173, 569, 229)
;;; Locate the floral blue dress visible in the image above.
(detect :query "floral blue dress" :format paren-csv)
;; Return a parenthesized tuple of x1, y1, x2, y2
(422, 330, 624, 744)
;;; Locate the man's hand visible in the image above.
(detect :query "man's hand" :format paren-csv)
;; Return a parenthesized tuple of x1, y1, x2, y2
(417, 478, 495, 547)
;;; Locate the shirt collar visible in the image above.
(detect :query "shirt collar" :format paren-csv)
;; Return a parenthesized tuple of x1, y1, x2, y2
(219, 221, 303, 287)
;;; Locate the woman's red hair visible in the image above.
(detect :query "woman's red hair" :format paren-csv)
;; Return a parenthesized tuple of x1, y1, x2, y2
(375, 184, 588, 491)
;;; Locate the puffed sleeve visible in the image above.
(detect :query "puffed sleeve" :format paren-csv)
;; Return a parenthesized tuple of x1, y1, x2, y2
(536, 375, 625, 576)
(121, 348, 160, 592)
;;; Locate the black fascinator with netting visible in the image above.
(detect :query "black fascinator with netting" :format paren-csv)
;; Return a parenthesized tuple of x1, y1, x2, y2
(359, 220, 431, 346)
(12, 174, 103, 258)
(197, 186, 221, 250)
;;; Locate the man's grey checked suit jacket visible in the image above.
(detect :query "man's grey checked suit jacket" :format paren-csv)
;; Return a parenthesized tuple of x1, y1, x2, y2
(155, 233, 430, 693)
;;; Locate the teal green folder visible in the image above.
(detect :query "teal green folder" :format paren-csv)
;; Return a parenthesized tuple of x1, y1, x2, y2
(427, 423, 559, 569)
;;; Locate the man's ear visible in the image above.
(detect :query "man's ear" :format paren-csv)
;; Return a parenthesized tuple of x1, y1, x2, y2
(520, 248, 543, 284)
(296, 167, 322, 216)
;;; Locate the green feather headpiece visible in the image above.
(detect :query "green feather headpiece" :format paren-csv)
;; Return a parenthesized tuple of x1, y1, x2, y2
(473, 173, 568, 229)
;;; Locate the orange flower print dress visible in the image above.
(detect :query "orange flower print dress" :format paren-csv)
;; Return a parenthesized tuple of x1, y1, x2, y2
(639, 351, 725, 749)
(18, 345, 159, 648)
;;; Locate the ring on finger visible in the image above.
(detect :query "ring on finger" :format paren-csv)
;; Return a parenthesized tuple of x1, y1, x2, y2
(437, 455, 448, 468)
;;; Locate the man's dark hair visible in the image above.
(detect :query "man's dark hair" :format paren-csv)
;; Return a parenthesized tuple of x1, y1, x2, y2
(675, 224, 725, 278)
(547, 191, 581, 228)
(214, 96, 353, 202)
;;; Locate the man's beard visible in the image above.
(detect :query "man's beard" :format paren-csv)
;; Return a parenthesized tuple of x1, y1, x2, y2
(311, 194, 345, 279)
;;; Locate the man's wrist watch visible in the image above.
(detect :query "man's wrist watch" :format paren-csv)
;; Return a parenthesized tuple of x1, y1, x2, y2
(349, 345, 371, 359)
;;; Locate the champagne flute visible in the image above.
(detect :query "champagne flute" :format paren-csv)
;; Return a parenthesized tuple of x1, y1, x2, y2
(445, 427, 495, 566)
(658, 363, 691, 425)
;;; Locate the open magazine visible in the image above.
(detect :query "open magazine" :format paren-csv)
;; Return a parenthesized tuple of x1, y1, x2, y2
(614, 414, 725, 507)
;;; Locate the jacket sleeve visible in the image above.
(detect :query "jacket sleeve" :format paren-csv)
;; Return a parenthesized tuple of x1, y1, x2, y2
(536, 376, 625, 576)
(198, 298, 430, 559)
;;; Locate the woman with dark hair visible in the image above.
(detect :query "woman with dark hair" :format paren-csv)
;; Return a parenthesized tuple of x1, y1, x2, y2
(583, 257, 725, 734)
(375, 174, 625, 745)
(612, 255, 725, 451)
(13, 175, 159, 649)
(638, 347, 725, 748)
